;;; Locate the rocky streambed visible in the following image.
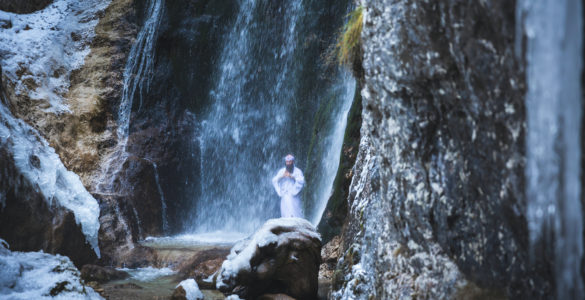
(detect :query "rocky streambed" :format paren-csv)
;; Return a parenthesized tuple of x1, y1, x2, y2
(77, 218, 337, 300)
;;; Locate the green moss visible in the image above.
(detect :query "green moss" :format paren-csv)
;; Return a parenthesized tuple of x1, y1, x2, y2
(336, 6, 363, 66)
(325, 6, 364, 78)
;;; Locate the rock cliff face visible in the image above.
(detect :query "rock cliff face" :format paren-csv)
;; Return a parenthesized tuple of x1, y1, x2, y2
(0, 0, 143, 265)
(333, 0, 552, 298)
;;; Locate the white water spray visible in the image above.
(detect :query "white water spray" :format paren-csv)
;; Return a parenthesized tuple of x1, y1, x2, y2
(192, 0, 355, 235)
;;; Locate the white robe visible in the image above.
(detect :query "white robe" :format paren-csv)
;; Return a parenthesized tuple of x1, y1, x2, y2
(272, 167, 305, 218)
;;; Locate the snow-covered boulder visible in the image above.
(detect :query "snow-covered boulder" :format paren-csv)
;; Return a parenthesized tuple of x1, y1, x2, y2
(0, 239, 103, 299)
(216, 218, 322, 299)
(172, 279, 204, 300)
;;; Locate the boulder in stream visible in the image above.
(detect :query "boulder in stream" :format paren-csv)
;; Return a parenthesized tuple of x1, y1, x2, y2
(80, 264, 130, 283)
(216, 218, 322, 299)
(172, 278, 204, 300)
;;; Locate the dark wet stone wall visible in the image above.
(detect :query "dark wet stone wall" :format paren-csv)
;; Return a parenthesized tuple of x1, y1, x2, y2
(334, 0, 554, 298)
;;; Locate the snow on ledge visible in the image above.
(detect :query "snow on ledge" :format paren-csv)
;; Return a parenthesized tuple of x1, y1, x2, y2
(0, 103, 101, 257)
(0, 0, 111, 113)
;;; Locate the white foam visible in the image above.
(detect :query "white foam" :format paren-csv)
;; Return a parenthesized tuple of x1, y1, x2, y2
(143, 231, 247, 247)
(117, 267, 175, 282)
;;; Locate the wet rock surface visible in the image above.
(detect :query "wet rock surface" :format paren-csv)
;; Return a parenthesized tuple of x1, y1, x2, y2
(0, 0, 142, 264)
(318, 235, 342, 280)
(0, 78, 98, 267)
(171, 286, 188, 300)
(178, 248, 230, 287)
(217, 218, 322, 299)
(81, 264, 130, 283)
(0, 176, 97, 267)
(0, 0, 53, 14)
(334, 0, 552, 299)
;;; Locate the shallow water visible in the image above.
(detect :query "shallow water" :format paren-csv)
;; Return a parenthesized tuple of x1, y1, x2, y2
(99, 237, 231, 299)
(141, 232, 246, 249)
(100, 274, 225, 300)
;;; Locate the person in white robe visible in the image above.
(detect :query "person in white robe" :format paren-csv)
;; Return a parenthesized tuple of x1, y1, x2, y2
(272, 154, 305, 218)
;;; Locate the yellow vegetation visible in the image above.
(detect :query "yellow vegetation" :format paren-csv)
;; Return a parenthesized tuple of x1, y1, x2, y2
(336, 6, 363, 67)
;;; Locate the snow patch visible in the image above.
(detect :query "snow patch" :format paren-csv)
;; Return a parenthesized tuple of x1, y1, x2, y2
(0, 103, 101, 257)
(0, 0, 111, 113)
(176, 279, 204, 300)
(0, 239, 103, 300)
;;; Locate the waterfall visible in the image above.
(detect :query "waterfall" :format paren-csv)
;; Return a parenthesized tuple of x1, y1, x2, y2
(151, 161, 169, 234)
(117, 0, 164, 142)
(519, 0, 584, 298)
(310, 73, 355, 225)
(191, 0, 355, 234)
(96, 0, 163, 193)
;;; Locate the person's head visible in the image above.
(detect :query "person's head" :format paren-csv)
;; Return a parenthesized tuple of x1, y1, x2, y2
(285, 154, 295, 172)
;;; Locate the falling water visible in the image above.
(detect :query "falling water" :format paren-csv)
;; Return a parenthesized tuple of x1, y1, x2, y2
(519, 0, 584, 298)
(191, 0, 355, 234)
(117, 0, 164, 140)
(310, 73, 355, 225)
(193, 0, 303, 234)
(96, 0, 163, 193)
(151, 161, 169, 233)
(132, 207, 144, 239)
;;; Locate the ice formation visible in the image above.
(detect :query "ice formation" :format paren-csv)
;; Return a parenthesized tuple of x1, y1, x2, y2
(0, 103, 101, 257)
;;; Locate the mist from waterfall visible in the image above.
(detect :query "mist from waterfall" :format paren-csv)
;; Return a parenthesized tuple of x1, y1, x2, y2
(190, 0, 355, 235)
(519, 0, 584, 298)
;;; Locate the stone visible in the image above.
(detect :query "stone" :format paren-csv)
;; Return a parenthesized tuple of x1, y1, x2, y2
(177, 248, 229, 288)
(80, 264, 130, 283)
(173, 279, 204, 300)
(0, 0, 52, 13)
(0, 147, 98, 268)
(334, 0, 552, 299)
(318, 235, 341, 280)
(257, 294, 297, 300)
(171, 286, 187, 300)
(217, 218, 322, 299)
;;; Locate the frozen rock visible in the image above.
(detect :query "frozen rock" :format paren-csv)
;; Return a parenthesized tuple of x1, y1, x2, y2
(0, 239, 103, 299)
(172, 279, 204, 300)
(0, 100, 101, 263)
(217, 218, 321, 299)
